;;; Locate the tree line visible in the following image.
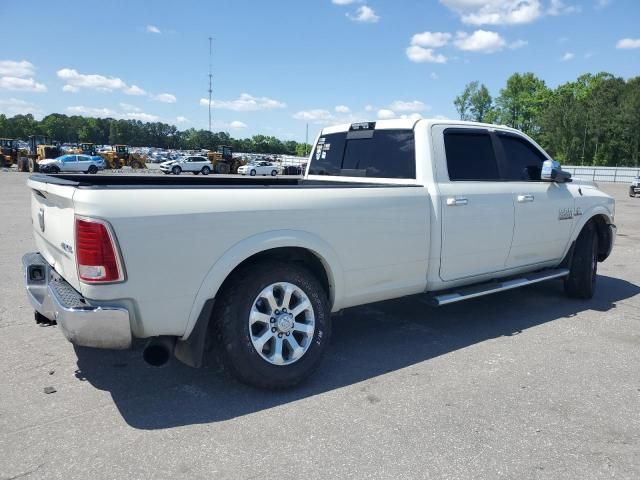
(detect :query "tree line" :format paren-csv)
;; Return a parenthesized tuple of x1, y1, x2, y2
(0, 113, 311, 156)
(454, 72, 640, 166)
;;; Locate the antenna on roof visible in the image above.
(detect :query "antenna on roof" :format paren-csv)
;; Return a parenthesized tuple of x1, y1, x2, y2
(208, 36, 213, 133)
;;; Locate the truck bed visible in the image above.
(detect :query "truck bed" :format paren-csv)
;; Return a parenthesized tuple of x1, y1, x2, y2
(29, 174, 417, 189)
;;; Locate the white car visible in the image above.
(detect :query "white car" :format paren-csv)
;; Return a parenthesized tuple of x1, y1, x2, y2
(629, 176, 640, 197)
(39, 154, 105, 174)
(23, 118, 616, 389)
(159, 156, 212, 175)
(237, 161, 280, 176)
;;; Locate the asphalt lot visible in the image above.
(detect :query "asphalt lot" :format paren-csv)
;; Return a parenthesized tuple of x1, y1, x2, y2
(0, 172, 638, 479)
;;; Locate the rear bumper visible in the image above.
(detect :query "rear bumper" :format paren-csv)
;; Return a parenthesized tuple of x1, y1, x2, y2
(22, 252, 132, 349)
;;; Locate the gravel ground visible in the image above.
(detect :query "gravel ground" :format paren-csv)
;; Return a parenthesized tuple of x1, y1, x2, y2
(0, 172, 638, 479)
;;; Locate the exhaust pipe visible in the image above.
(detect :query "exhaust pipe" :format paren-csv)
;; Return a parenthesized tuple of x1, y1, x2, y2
(143, 336, 176, 367)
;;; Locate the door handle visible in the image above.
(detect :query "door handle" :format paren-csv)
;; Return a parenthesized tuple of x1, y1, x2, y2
(517, 194, 535, 203)
(446, 197, 468, 206)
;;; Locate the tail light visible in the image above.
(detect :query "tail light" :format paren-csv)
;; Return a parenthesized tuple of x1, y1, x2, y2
(75, 216, 125, 283)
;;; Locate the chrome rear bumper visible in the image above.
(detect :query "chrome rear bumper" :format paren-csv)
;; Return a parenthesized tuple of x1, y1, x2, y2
(22, 252, 132, 349)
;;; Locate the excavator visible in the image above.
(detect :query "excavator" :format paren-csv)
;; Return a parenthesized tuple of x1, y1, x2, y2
(99, 145, 146, 169)
(27, 135, 61, 173)
(207, 145, 243, 174)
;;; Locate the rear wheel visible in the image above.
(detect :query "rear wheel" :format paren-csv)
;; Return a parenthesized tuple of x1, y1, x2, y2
(213, 261, 331, 389)
(564, 222, 598, 299)
(172, 166, 182, 175)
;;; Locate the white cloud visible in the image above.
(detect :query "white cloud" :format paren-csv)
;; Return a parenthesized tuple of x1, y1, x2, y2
(67, 105, 118, 117)
(153, 92, 177, 103)
(126, 112, 159, 122)
(201, 93, 286, 111)
(0, 60, 46, 92)
(561, 51, 575, 61)
(430, 72, 439, 80)
(0, 98, 42, 117)
(411, 32, 452, 48)
(176, 116, 188, 123)
(119, 103, 141, 112)
(595, 0, 611, 8)
(389, 100, 428, 112)
(335, 105, 351, 113)
(547, 0, 580, 15)
(123, 84, 146, 96)
(364, 104, 374, 112)
(616, 38, 640, 49)
(229, 120, 247, 129)
(0, 60, 35, 77)
(406, 45, 447, 63)
(440, 0, 542, 25)
(58, 68, 127, 92)
(377, 109, 396, 119)
(332, 0, 358, 4)
(146, 24, 161, 34)
(454, 30, 506, 53)
(509, 39, 528, 49)
(0, 76, 47, 92)
(293, 109, 334, 122)
(347, 5, 380, 23)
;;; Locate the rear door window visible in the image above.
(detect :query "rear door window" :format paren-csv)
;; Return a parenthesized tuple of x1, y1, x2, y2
(444, 130, 499, 181)
(498, 134, 546, 181)
(308, 129, 415, 179)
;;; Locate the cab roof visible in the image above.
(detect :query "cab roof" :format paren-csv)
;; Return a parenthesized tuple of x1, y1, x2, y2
(320, 118, 520, 135)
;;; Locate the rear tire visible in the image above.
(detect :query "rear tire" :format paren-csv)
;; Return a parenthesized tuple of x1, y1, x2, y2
(213, 261, 331, 389)
(564, 222, 598, 299)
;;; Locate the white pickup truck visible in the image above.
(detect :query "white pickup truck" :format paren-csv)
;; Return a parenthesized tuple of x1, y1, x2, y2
(23, 119, 616, 389)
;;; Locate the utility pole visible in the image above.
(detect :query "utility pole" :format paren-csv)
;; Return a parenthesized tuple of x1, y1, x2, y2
(208, 36, 213, 133)
(305, 123, 309, 156)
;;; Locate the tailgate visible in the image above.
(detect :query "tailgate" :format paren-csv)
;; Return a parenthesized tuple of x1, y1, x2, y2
(27, 177, 81, 291)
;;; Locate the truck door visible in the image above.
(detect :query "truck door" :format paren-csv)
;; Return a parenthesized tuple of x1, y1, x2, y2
(495, 132, 575, 268)
(438, 128, 515, 281)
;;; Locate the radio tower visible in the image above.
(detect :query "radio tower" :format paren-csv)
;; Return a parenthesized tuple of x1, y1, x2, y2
(208, 36, 213, 133)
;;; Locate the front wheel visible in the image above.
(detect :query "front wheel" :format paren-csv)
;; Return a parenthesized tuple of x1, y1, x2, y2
(172, 166, 182, 175)
(50, 166, 60, 174)
(213, 261, 331, 389)
(564, 222, 598, 299)
(88, 165, 98, 174)
(271, 170, 278, 176)
(250, 169, 256, 176)
(201, 166, 211, 175)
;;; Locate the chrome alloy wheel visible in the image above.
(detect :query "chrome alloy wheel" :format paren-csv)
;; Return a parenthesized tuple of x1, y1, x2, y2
(248, 282, 315, 365)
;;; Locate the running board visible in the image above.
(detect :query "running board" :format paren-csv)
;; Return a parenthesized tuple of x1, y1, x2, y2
(426, 268, 570, 306)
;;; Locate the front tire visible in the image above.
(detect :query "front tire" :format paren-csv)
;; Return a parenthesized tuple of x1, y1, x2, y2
(271, 170, 278, 176)
(564, 222, 598, 299)
(201, 166, 211, 175)
(213, 261, 331, 389)
(250, 169, 256, 176)
(172, 166, 182, 175)
(50, 166, 60, 174)
(88, 165, 98, 174)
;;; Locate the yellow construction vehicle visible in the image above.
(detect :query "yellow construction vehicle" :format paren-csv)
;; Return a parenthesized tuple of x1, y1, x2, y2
(0, 138, 17, 168)
(99, 145, 146, 169)
(27, 135, 61, 172)
(70, 142, 96, 155)
(207, 145, 243, 174)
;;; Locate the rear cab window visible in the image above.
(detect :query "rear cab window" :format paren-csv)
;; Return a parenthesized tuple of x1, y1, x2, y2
(308, 123, 416, 179)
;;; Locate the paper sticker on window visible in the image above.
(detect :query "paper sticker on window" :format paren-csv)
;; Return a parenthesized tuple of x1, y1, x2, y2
(321, 151, 327, 159)
(323, 143, 331, 151)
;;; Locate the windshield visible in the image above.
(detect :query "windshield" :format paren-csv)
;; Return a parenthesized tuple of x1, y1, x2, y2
(308, 129, 416, 179)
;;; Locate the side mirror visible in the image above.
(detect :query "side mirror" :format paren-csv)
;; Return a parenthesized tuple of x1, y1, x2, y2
(541, 159, 571, 183)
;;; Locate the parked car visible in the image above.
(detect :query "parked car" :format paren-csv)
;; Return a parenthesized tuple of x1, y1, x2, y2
(38, 154, 105, 174)
(237, 161, 280, 176)
(629, 176, 640, 197)
(159, 156, 212, 175)
(23, 119, 616, 389)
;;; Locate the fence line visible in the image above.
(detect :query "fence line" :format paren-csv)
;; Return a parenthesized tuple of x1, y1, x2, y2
(563, 166, 639, 184)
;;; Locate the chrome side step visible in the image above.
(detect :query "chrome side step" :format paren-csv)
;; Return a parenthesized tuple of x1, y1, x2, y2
(426, 268, 570, 306)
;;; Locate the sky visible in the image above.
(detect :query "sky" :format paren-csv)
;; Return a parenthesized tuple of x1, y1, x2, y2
(1, 0, 639, 142)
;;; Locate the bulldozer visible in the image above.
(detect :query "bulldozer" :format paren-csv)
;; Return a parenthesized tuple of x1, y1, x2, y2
(207, 145, 243, 174)
(70, 142, 97, 155)
(99, 145, 146, 169)
(0, 138, 17, 168)
(27, 135, 61, 173)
